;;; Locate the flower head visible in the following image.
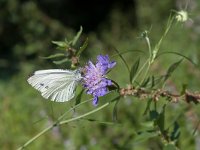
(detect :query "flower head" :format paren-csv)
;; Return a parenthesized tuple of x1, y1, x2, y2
(175, 10, 188, 22)
(82, 55, 116, 106)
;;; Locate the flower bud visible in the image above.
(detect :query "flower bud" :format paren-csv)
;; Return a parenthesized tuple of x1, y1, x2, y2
(175, 10, 188, 22)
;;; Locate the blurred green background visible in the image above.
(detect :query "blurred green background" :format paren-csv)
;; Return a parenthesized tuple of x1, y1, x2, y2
(1, 0, 200, 149)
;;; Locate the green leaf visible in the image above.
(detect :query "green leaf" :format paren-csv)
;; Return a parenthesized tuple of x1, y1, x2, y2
(150, 110, 159, 120)
(130, 58, 140, 83)
(180, 84, 187, 95)
(143, 98, 152, 115)
(157, 105, 166, 133)
(141, 121, 154, 128)
(75, 89, 84, 105)
(40, 53, 65, 59)
(83, 118, 117, 125)
(76, 37, 88, 56)
(170, 121, 180, 141)
(52, 41, 68, 48)
(72, 26, 83, 46)
(113, 47, 130, 73)
(157, 51, 197, 67)
(111, 49, 144, 58)
(164, 59, 183, 82)
(141, 76, 150, 87)
(133, 131, 158, 144)
(163, 144, 177, 150)
(151, 76, 155, 88)
(112, 98, 120, 122)
(53, 58, 70, 65)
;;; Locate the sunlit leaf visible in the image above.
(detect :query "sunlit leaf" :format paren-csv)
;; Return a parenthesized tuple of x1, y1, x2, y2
(130, 58, 140, 84)
(52, 41, 68, 48)
(141, 121, 154, 128)
(53, 58, 70, 64)
(40, 53, 65, 59)
(72, 26, 83, 46)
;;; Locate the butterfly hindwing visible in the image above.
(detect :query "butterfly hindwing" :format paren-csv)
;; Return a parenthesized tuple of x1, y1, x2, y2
(27, 69, 82, 102)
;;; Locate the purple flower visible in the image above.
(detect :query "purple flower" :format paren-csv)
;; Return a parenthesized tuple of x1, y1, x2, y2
(82, 55, 116, 106)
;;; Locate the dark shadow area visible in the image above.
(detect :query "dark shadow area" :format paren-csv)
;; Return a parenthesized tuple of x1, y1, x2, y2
(36, 0, 137, 32)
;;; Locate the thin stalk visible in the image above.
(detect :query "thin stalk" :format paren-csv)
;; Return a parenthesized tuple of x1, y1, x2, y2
(138, 35, 152, 86)
(151, 15, 174, 64)
(59, 102, 110, 125)
(17, 99, 92, 150)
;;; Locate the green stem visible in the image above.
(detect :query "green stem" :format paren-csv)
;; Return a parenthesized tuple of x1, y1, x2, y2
(17, 125, 53, 150)
(17, 99, 92, 150)
(151, 15, 174, 64)
(59, 102, 110, 125)
(17, 95, 121, 150)
(138, 36, 152, 86)
(145, 36, 152, 59)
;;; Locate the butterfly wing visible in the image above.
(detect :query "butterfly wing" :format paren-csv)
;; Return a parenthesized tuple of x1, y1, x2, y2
(27, 69, 82, 102)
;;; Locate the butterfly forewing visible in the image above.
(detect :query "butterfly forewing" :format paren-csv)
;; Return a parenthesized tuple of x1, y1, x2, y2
(27, 69, 82, 102)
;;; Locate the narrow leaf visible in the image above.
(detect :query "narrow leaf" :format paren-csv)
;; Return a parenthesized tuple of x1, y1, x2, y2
(130, 58, 140, 83)
(76, 38, 88, 56)
(141, 76, 150, 87)
(72, 26, 83, 46)
(83, 118, 117, 125)
(112, 98, 120, 122)
(53, 58, 70, 65)
(157, 51, 197, 67)
(52, 41, 68, 48)
(151, 76, 155, 88)
(163, 144, 177, 150)
(111, 49, 144, 58)
(150, 110, 159, 120)
(75, 89, 84, 105)
(157, 105, 166, 133)
(133, 131, 158, 144)
(40, 53, 65, 59)
(164, 59, 183, 82)
(170, 121, 180, 141)
(113, 47, 130, 73)
(143, 98, 152, 115)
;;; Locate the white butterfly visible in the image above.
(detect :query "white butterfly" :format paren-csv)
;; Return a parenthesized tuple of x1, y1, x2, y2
(27, 69, 82, 102)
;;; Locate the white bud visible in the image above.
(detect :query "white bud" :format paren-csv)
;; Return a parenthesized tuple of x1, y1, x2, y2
(175, 10, 188, 22)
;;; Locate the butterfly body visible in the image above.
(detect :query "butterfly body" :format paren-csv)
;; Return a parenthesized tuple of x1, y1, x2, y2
(28, 69, 82, 102)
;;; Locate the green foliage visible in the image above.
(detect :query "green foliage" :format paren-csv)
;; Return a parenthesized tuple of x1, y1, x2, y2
(130, 57, 140, 84)
(1, 0, 200, 150)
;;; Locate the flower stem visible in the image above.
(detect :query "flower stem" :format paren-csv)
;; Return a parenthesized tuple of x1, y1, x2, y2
(17, 96, 120, 150)
(17, 99, 92, 150)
